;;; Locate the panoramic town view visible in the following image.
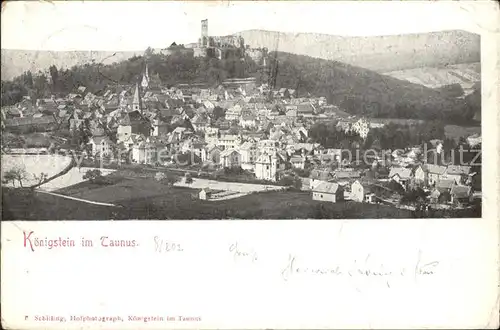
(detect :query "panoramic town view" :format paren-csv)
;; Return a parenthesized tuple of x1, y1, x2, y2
(1, 8, 482, 220)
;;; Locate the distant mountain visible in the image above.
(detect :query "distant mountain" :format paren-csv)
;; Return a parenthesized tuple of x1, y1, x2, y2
(1, 50, 141, 81)
(234, 30, 480, 72)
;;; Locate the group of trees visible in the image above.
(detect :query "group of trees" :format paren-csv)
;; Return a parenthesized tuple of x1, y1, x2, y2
(308, 121, 363, 149)
(400, 186, 428, 205)
(2, 166, 29, 187)
(278, 174, 302, 190)
(145, 49, 263, 87)
(1, 47, 266, 106)
(309, 120, 447, 152)
(2, 166, 48, 188)
(2, 69, 56, 104)
(364, 121, 446, 150)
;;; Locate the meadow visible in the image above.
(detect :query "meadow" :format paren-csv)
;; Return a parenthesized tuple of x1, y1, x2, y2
(3, 176, 416, 220)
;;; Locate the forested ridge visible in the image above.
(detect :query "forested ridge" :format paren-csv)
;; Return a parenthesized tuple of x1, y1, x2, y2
(1, 47, 480, 125)
(267, 52, 480, 124)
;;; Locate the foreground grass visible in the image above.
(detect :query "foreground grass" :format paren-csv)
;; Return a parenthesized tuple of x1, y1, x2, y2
(2, 186, 408, 220)
(128, 190, 414, 219)
(2, 188, 117, 220)
(2, 175, 481, 220)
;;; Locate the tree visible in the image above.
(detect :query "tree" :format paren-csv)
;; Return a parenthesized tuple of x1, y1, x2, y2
(184, 172, 193, 184)
(155, 172, 166, 181)
(49, 65, 59, 92)
(440, 83, 464, 98)
(212, 106, 226, 121)
(293, 167, 311, 178)
(19, 70, 34, 89)
(278, 175, 302, 190)
(183, 118, 195, 132)
(279, 175, 294, 186)
(438, 191, 451, 204)
(227, 126, 240, 135)
(166, 175, 181, 186)
(33, 172, 48, 186)
(1, 80, 27, 106)
(158, 173, 181, 186)
(144, 47, 154, 59)
(2, 170, 17, 186)
(292, 176, 302, 190)
(2, 167, 28, 187)
(33, 72, 49, 98)
(401, 187, 428, 205)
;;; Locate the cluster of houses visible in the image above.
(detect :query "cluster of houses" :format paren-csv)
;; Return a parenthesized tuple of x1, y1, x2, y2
(1, 64, 480, 210)
(2, 64, 353, 171)
(306, 161, 476, 208)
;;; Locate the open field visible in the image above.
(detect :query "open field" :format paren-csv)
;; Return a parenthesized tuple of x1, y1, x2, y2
(60, 177, 184, 204)
(3, 182, 480, 220)
(2, 187, 410, 220)
(382, 62, 480, 91)
(56, 175, 284, 204)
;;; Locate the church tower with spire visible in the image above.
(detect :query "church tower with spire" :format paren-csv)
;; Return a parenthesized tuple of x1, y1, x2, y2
(132, 82, 143, 112)
(141, 63, 150, 90)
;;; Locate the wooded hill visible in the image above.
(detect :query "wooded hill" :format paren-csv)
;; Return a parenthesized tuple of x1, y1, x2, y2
(266, 51, 480, 124)
(2, 47, 479, 125)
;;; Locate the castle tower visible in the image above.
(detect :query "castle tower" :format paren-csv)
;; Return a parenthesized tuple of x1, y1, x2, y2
(201, 19, 208, 47)
(141, 63, 149, 89)
(132, 82, 143, 112)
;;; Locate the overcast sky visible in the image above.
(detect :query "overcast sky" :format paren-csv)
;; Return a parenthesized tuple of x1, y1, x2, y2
(1, 1, 492, 51)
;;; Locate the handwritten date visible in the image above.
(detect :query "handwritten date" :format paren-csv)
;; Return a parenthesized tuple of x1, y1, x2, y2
(154, 236, 184, 253)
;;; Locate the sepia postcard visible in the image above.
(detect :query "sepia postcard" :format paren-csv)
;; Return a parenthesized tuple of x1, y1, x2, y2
(1, 1, 499, 329)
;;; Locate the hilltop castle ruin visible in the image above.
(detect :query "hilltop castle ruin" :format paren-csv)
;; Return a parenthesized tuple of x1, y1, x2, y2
(191, 19, 268, 65)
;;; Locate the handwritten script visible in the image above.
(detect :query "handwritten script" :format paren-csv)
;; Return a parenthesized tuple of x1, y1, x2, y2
(229, 242, 258, 262)
(280, 251, 440, 290)
(225, 241, 440, 290)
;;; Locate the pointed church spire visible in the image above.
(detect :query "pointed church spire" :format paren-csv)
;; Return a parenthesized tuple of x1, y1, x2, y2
(132, 82, 142, 112)
(141, 63, 150, 89)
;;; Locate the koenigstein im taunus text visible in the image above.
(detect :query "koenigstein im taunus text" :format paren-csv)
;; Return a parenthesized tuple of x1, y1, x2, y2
(23, 231, 137, 252)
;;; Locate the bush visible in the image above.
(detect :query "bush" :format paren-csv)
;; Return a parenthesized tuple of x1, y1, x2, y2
(160, 174, 181, 186)
(223, 166, 245, 175)
(279, 176, 295, 186)
(155, 172, 166, 182)
(83, 169, 102, 181)
(293, 167, 311, 178)
(278, 175, 302, 190)
(82, 169, 111, 185)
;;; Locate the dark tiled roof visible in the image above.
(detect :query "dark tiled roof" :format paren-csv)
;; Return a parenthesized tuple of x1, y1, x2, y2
(5, 115, 56, 127)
